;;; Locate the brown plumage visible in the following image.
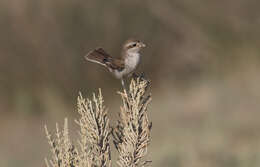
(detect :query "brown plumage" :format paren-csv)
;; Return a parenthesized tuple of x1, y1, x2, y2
(84, 48, 125, 71)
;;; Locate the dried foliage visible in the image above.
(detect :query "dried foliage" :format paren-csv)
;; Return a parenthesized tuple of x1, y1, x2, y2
(44, 78, 152, 167)
(44, 118, 79, 167)
(112, 79, 152, 167)
(45, 89, 111, 167)
(76, 90, 111, 167)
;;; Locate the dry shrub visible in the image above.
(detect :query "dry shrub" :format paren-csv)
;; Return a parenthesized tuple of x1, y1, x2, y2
(44, 78, 152, 167)
(45, 118, 79, 167)
(113, 79, 152, 167)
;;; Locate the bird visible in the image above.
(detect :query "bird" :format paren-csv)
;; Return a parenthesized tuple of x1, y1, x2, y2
(84, 39, 146, 89)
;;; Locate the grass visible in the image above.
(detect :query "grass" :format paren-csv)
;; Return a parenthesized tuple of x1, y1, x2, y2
(44, 78, 152, 167)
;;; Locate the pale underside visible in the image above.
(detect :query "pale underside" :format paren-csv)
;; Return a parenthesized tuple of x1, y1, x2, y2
(113, 52, 140, 79)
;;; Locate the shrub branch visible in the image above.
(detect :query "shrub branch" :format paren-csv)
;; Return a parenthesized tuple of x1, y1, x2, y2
(112, 78, 152, 167)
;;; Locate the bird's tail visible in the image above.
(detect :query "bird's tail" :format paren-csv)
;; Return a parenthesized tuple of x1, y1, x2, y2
(84, 48, 112, 67)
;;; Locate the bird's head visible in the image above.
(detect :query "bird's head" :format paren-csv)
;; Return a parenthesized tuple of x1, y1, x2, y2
(123, 39, 146, 54)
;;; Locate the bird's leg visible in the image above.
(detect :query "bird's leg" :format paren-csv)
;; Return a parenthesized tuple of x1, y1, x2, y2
(121, 78, 131, 98)
(121, 78, 126, 90)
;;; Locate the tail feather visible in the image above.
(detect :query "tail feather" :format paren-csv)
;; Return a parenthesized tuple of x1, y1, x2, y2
(85, 47, 125, 71)
(84, 48, 112, 67)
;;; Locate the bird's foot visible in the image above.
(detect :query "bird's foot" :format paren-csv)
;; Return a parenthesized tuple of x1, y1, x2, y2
(130, 72, 150, 83)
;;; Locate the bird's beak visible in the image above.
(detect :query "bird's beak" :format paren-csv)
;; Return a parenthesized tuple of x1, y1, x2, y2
(138, 42, 146, 48)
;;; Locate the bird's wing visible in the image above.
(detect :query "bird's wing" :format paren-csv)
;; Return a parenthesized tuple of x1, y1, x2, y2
(110, 59, 125, 71)
(85, 48, 124, 71)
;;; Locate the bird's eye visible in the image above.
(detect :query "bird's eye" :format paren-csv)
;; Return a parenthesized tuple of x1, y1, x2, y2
(132, 43, 137, 47)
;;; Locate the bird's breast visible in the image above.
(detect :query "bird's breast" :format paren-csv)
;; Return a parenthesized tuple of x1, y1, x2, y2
(125, 53, 140, 71)
(113, 53, 140, 79)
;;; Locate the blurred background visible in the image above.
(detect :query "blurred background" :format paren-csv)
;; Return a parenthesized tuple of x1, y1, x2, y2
(0, 0, 260, 166)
